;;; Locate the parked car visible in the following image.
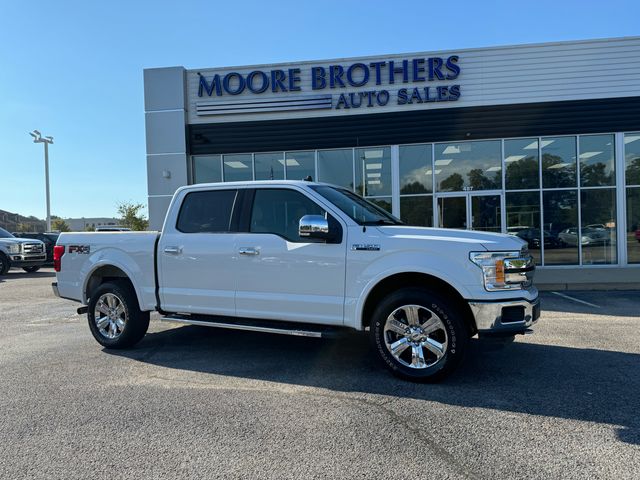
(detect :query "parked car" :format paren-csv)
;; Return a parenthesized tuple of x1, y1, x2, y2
(0, 227, 46, 275)
(515, 228, 559, 249)
(635, 228, 640, 243)
(12, 232, 59, 265)
(558, 227, 610, 246)
(95, 226, 131, 232)
(52, 180, 539, 382)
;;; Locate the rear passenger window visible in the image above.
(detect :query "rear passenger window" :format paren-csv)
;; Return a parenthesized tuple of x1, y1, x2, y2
(250, 189, 326, 242)
(177, 190, 237, 233)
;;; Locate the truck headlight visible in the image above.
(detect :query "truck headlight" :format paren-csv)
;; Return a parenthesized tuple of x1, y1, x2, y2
(8, 244, 21, 254)
(470, 251, 535, 291)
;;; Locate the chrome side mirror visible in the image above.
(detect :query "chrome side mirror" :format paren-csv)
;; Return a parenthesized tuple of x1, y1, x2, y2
(299, 215, 330, 239)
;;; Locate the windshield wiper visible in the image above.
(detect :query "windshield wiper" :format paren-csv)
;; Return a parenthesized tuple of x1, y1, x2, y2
(361, 219, 403, 226)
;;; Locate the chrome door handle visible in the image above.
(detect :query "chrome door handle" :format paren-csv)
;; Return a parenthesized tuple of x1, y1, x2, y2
(238, 247, 259, 256)
(164, 246, 182, 255)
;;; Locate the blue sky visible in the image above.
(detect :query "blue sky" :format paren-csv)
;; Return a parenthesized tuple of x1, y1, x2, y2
(1, 0, 639, 220)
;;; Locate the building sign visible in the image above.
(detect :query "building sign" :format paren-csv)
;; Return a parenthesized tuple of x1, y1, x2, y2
(196, 56, 461, 116)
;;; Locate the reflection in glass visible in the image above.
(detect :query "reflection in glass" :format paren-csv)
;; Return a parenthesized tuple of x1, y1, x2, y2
(438, 197, 466, 229)
(355, 147, 392, 197)
(317, 149, 354, 189)
(285, 151, 315, 181)
(400, 145, 433, 194)
(506, 191, 541, 264)
(435, 141, 501, 192)
(254, 153, 284, 180)
(471, 195, 501, 232)
(542, 137, 577, 188)
(400, 196, 433, 227)
(627, 187, 640, 264)
(505, 139, 539, 190)
(580, 188, 617, 264)
(223, 154, 252, 182)
(579, 134, 615, 187)
(543, 190, 578, 265)
(369, 197, 393, 214)
(192, 155, 222, 184)
(625, 132, 640, 186)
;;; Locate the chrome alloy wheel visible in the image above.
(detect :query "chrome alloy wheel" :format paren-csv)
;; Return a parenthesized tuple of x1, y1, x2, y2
(383, 304, 448, 369)
(94, 293, 127, 339)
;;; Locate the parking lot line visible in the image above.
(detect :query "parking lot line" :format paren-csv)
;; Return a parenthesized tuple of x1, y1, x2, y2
(550, 291, 601, 309)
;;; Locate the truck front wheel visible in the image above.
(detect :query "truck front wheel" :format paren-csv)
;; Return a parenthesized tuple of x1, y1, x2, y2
(0, 253, 9, 276)
(370, 288, 468, 382)
(87, 281, 150, 349)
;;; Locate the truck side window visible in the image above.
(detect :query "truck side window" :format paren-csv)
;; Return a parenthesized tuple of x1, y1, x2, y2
(250, 189, 326, 242)
(176, 190, 237, 233)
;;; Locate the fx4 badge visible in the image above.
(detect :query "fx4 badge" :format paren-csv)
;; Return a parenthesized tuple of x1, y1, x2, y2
(351, 244, 381, 251)
(68, 245, 90, 254)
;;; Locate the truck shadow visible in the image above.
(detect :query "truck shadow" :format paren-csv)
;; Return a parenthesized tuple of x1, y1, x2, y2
(106, 324, 640, 446)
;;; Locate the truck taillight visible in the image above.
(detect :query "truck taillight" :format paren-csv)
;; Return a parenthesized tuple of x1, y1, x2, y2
(53, 245, 65, 272)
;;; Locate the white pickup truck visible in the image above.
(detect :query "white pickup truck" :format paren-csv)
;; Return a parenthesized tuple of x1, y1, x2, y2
(52, 180, 539, 381)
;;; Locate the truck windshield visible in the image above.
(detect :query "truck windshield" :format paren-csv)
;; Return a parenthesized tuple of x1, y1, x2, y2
(0, 227, 15, 238)
(311, 186, 403, 226)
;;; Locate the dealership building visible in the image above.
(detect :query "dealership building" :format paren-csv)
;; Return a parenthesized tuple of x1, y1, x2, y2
(144, 36, 640, 288)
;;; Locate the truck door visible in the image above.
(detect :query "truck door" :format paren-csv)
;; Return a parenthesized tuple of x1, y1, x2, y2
(234, 187, 347, 326)
(158, 188, 239, 316)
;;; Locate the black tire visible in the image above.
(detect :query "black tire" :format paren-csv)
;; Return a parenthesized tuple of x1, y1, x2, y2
(87, 281, 150, 349)
(22, 266, 41, 273)
(0, 253, 10, 276)
(370, 287, 468, 382)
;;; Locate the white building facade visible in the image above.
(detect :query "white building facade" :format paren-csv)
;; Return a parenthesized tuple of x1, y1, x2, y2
(144, 37, 640, 287)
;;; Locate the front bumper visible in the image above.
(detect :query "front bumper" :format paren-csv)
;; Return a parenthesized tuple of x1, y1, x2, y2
(8, 254, 46, 267)
(469, 296, 540, 335)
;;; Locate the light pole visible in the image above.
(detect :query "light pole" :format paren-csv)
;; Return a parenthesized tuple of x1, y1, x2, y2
(29, 130, 54, 232)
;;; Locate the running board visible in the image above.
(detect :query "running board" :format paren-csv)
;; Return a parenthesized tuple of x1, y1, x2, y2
(160, 313, 344, 338)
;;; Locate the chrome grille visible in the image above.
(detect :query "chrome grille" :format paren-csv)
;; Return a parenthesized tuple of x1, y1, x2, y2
(23, 243, 44, 254)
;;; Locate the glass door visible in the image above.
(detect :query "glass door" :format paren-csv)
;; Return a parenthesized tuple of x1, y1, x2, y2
(436, 193, 502, 232)
(470, 194, 502, 232)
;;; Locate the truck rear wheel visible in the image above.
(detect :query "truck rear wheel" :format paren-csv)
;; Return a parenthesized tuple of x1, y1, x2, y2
(370, 287, 468, 382)
(87, 281, 150, 349)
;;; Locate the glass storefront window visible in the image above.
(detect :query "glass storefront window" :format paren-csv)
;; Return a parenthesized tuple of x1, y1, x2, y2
(400, 196, 433, 227)
(505, 138, 539, 190)
(542, 136, 577, 189)
(543, 190, 579, 265)
(399, 144, 433, 194)
(254, 153, 284, 180)
(223, 154, 252, 182)
(317, 149, 354, 189)
(580, 188, 617, 264)
(355, 147, 392, 197)
(285, 151, 315, 181)
(579, 134, 615, 187)
(435, 141, 501, 192)
(506, 191, 541, 264)
(625, 133, 640, 186)
(192, 155, 222, 184)
(627, 188, 640, 264)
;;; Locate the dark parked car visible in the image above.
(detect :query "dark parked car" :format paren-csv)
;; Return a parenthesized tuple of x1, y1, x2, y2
(515, 228, 559, 249)
(12, 232, 59, 265)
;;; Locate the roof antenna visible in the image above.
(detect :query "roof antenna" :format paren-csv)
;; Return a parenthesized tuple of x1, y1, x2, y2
(303, 175, 313, 182)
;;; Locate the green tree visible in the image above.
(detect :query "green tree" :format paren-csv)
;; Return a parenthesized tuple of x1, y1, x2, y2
(117, 202, 149, 231)
(52, 219, 70, 232)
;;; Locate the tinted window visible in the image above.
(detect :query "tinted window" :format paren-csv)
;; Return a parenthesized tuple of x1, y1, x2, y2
(0, 227, 14, 238)
(317, 149, 353, 189)
(250, 189, 326, 242)
(542, 137, 577, 188)
(434, 141, 501, 192)
(254, 153, 284, 180)
(505, 138, 539, 190)
(193, 155, 222, 184)
(177, 190, 237, 233)
(223, 154, 252, 182)
(285, 151, 315, 181)
(400, 144, 433, 194)
(579, 134, 615, 187)
(355, 147, 392, 197)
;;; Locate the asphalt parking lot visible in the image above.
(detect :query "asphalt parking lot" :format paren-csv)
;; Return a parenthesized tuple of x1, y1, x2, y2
(1, 268, 639, 479)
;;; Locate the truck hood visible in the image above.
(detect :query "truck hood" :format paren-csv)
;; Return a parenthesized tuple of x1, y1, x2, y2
(376, 226, 527, 251)
(0, 238, 42, 245)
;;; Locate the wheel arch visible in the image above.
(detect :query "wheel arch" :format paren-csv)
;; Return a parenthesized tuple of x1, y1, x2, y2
(360, 272, 477, 337)
(84, 263, 142, 309)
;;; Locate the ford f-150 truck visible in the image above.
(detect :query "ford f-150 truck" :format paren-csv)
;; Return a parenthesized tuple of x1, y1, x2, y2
(52, 181, 539, 381)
